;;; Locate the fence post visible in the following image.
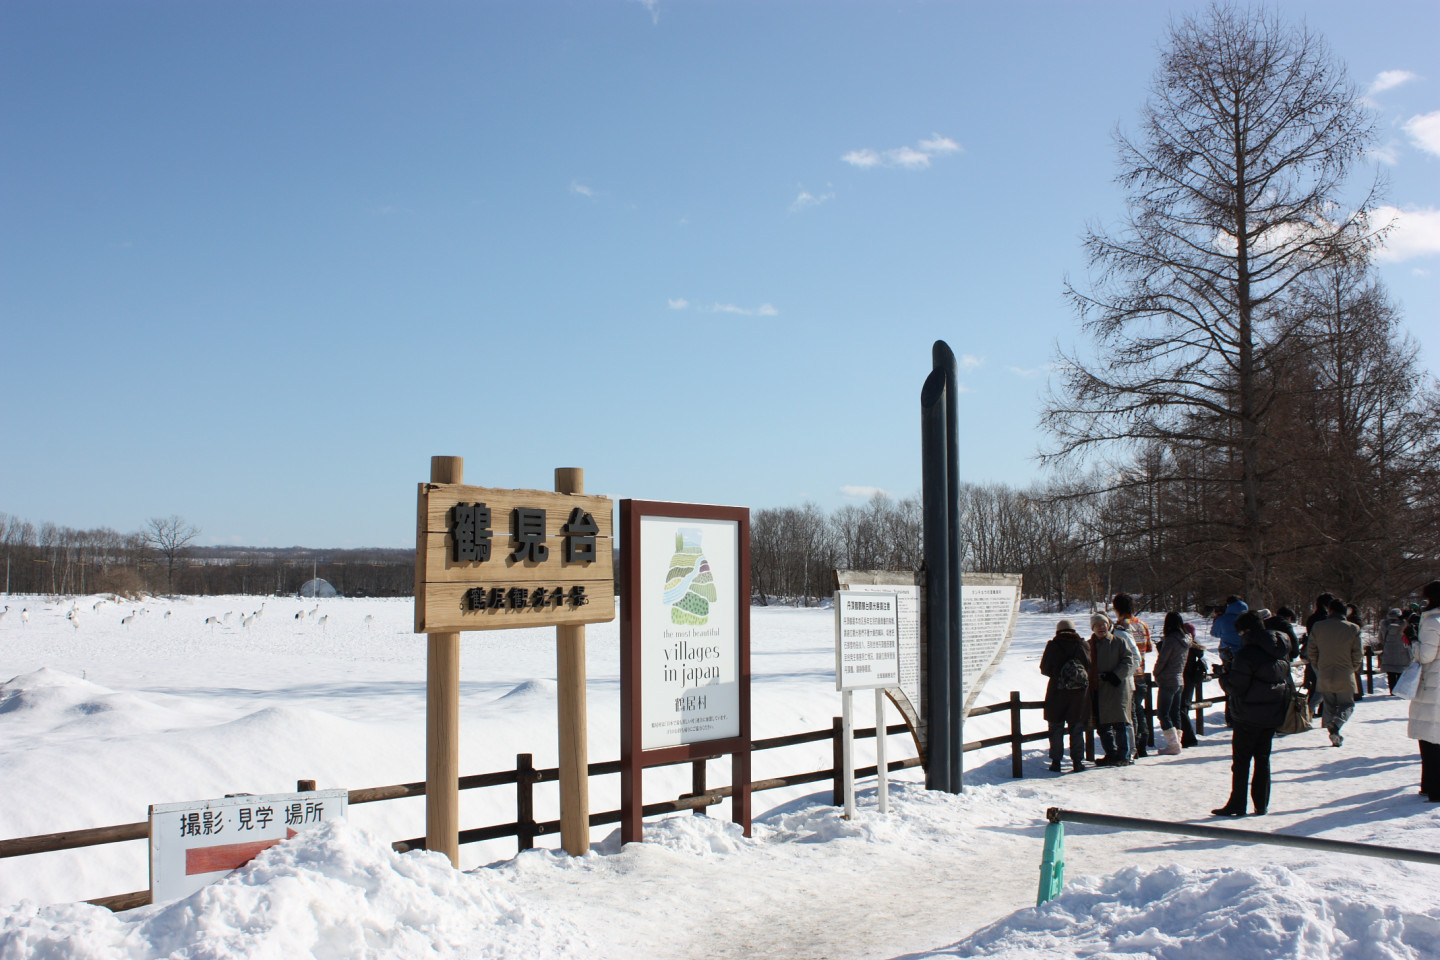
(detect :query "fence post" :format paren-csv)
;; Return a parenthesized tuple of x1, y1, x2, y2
(1143, 676, 1155, 747)
(1085, 726, 1095, 762)
(1010, 691, 1024, 779)
(691, 759, 708, 817)
(1195, 678, 1206, 735)
(296, 780, 316, 792)
(516, 753, 536, 853)
(1365, 650, 1374, 695)
(832, 716, 844, 807)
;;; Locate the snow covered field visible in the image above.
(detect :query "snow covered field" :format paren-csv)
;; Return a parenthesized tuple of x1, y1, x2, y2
(2, 595, 1438, 959)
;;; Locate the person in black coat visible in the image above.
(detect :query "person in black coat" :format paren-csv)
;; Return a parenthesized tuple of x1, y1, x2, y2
(1040, 619, 1093, 773)
(1213, 612, 1292, 817)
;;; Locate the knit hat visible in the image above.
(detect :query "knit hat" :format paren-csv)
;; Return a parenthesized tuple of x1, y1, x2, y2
(1090, 613, 1111, 631)
(1254, 608, 1272, 621)
(1389, 608, 1403, 619)
(1056, 619, 1077, 634)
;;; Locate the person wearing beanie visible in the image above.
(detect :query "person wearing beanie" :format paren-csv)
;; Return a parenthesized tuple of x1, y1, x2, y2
(1040, 619, 1093, 773)
(1089, 613, 1136, 766)
(1112, 593, 1151, 758)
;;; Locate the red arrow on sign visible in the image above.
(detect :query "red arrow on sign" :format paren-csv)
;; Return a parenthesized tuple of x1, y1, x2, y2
(185, 828, 298, 875)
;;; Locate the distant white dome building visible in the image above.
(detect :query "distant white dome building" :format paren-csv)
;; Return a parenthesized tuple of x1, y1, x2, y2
(298, 578, 339, 598)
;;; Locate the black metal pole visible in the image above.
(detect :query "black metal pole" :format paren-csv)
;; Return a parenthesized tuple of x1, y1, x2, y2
(921, 362, 952, 793)
(936, 341, 964, 794)
(1047, 807, 1440, 867)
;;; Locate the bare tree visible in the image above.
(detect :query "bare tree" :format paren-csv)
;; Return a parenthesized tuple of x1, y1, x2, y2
(144, 515, 201, 594)
(1043, 4, 1382, 599)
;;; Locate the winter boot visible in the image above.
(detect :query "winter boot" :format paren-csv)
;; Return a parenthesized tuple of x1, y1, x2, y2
(1158, 728, 1182, 755)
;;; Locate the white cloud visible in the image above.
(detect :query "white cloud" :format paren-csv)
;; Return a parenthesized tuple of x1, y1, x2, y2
(634, 0, 659, 24)
(842, 134, 964, 171)
(1006, 363, 1054, 378)
(958, 353, 983, 371)
(1369, 141, 1402, 166)
(918, 134, 962, 155)
(1368, 70, 1420, 96)
(841, 485, 891, 499)
(1374, 206, 1440, 262)
(711, 302, 778, 317)
(1404, 111, 1440, 158)
(789, 190, 835, 213)
(841, 148, 882, 169)
(570, 180, 596, 199)
(668, 298, 689, 309)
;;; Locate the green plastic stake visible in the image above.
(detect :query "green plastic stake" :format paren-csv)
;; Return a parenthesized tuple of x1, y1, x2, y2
(1036, 820, 1066, 906)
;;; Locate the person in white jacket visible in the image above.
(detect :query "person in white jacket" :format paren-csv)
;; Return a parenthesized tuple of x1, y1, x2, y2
(1408, 580, 1440, 803)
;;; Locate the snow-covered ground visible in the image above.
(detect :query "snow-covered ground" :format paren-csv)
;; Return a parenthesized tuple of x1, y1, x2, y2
(2, 595, 1437, 959)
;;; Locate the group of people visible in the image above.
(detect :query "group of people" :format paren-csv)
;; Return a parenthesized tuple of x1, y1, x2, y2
(1039, 593, 1205, 774)
(1038, 582, 1440, 816)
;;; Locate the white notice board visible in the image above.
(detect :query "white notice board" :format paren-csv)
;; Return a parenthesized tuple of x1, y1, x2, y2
(835, 591, 900, 691)
(150, 789, 348, 903)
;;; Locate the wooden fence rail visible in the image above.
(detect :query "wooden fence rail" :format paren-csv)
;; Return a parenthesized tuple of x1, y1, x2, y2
(4, 674, 1237, 913)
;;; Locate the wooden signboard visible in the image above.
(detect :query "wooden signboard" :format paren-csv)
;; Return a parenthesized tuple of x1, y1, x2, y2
(413, 461, 616, 866)
(415, 483, 615, 632)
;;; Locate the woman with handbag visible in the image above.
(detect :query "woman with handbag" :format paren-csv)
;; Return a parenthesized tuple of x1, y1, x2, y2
(1407, 581, 1440, 802)
(1213, 611, 1290, 817)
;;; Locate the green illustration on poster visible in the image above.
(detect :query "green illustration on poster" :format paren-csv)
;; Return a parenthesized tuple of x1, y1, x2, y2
(662, 528, 716, 625)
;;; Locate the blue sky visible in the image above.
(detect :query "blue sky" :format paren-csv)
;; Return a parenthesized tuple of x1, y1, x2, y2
(2, 1, 1437, 548)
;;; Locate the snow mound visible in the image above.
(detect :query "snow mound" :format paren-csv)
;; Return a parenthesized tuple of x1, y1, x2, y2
(0, 668, 176, 737)
(497, 679, 557, 702)
(931, 861, 1440, 960)
(0, 819, 589, 960)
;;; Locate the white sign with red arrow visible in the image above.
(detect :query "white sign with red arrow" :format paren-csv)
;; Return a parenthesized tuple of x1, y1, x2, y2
(149, 788, 348, 903)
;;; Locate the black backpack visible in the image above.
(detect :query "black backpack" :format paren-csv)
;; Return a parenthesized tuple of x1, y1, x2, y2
(1059, 657, 1089, 691)
(1184, 646, 1209, 684)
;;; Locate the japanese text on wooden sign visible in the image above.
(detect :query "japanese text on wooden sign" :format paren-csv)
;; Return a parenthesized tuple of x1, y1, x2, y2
(835, 591, 900, 691)
(415, 483, 616, 632)
(149, 789, 348, 903)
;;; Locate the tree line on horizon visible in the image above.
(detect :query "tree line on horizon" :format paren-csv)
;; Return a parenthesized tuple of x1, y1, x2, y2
(0, 513, 412, 598)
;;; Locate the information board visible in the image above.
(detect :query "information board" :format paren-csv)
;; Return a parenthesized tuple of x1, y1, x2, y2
(834, 570, 1022, 754)
(834, 591, 900, 691)
(637, 515, 742, 749)
(150, 789, 348, 903)
(620, 499, 752, 843)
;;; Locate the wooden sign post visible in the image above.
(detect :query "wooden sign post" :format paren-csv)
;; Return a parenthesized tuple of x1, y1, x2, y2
(414, 458, 614, 864)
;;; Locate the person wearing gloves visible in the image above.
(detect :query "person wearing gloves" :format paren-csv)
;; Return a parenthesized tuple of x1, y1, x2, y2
(1040, 619, 1093, 773)
(1152, 612, 1189, 755)
(1213, 611, 1290, 817)
(1408, 581, 1440, 802)
(1089, 613, 1136, 766)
